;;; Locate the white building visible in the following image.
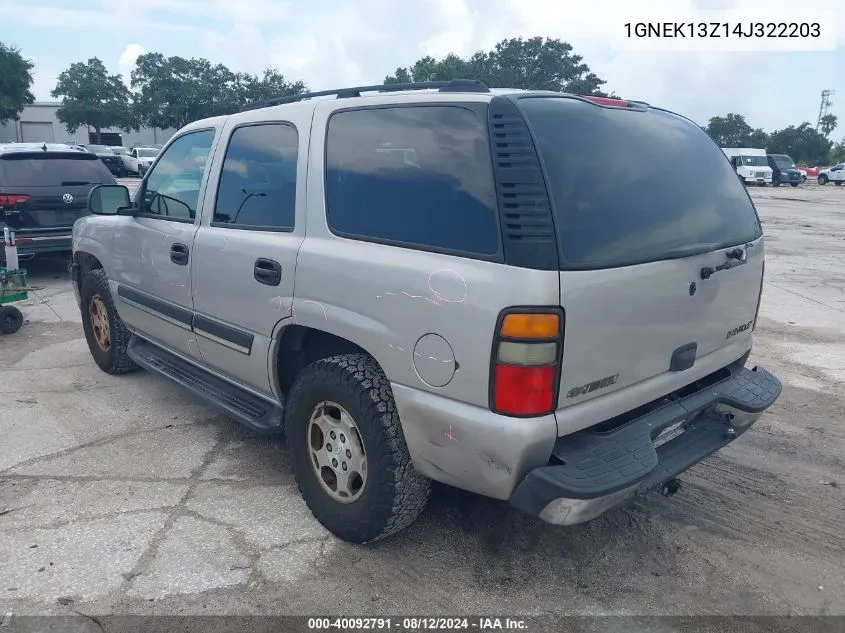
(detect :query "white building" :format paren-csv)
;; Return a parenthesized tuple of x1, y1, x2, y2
(0, 102, 176, 148)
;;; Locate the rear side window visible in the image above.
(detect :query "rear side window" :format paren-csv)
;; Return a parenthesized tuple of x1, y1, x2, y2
(0, 155, 114, 187)
(213, 123, 298, 230)
(518, 98, 762, 269)
(325, 105, 500, 256)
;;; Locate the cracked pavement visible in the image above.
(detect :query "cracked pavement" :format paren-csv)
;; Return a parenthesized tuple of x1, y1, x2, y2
(0, 184, 843, 621)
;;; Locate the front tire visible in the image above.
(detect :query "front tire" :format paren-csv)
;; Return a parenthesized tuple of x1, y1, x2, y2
(286, 354, 430, 544)
(80, 269, 138, 374)
(791, 182, 799, 187)
(818, 175, 828, 185)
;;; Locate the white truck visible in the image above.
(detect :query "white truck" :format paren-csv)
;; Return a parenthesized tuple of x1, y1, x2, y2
(121, 146, 161, 177)
(722, 148, 772, 186)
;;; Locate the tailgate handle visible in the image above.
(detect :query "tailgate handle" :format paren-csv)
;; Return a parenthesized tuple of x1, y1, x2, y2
(670, 343, 697, 372)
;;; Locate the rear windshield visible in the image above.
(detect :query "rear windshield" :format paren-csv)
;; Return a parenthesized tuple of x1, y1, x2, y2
(518, 97, 762, 269)
(86, 145, 113, 154)
(0, 154, 115, 186)
(137, 148, 159, 158)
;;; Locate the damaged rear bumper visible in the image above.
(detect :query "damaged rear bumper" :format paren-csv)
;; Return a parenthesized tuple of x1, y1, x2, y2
(509, 362, 782, 525)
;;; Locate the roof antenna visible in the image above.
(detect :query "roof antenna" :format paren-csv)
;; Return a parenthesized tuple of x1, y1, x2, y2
(41, 142, 47, 151)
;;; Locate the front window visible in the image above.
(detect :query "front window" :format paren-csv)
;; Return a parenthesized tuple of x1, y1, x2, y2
(772, 155, 796, 169)
(139, 131, 215, 220)
(740, 155, 768, 167)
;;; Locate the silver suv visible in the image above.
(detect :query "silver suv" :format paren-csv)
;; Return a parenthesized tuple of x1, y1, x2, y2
(71, 80, 782, 544)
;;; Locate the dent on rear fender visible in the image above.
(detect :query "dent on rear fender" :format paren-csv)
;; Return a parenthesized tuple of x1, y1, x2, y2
(391, 383, 558, 500)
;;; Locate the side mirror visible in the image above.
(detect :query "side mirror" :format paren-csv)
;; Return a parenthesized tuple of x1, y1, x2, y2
(87, 184, 131, 215)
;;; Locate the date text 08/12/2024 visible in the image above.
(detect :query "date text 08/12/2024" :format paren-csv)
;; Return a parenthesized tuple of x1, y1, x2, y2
(624, 22, 821, 38)
(307, 617, 528, 631)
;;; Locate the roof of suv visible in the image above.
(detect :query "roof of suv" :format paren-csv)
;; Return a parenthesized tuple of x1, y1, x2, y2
(178, 80, 651, 137)
(0, 142, 90, 156)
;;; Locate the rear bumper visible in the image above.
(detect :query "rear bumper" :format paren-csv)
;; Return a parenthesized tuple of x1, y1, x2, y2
(0, 228, 72, 260)
(509, 362, 781, 525)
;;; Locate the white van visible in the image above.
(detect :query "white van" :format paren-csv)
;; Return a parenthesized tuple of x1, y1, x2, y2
(722, 148, 772, 186)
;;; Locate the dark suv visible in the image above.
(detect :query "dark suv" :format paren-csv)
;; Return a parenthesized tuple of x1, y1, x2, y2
(0, 143, 117, 264)
(767, 154, 802, 187)
(84, 144, 128, 177)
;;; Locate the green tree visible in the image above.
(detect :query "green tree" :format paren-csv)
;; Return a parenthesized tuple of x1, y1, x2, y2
(237, 67, 307, 105)
(131, 54, 306, 129)
(0, 42, 35, 124)
(818, 113, 838, 138)
(385, 37, 607, 95)
(50, 58, 136, 143)
(826, 137, 845, 164)
(704, 113, 769, 148)
(767, 122, 832, 166)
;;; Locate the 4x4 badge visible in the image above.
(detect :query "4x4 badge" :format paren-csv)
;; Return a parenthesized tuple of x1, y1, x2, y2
(62, 193, 74, 204)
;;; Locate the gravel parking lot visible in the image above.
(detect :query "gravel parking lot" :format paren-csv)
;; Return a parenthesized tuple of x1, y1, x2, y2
(1, 183, 842, 623)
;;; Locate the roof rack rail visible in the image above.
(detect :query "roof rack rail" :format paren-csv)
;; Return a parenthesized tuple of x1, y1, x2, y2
(240, 79, 490, 112)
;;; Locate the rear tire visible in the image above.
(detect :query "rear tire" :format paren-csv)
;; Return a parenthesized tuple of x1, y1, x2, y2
(1, 305, 23, 334)
(835, 181, 842, 186)
(286, 353, 430, 544)
(80, 269, 138, 374)
(791, 183, 799, 187)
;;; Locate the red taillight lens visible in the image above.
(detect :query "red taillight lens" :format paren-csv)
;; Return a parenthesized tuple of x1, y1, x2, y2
(494, 364, 556, 416)
(490, 308, 564, 417)
(0, 194, 31, 211)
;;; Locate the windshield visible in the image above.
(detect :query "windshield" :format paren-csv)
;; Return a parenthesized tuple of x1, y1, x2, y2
(137, 149, 160, 158)
(0, 154, 114, 186)
(771, 155, 796, 169)
(111, 147, 129, 155)
(517, 97, 762, 269)
(740, 155, 768, 167)
(86, 145, 113, 154)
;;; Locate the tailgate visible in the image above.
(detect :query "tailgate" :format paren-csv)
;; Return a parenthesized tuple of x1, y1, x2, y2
(3, 185, 91, 228)
(558, 240, 763, 405)
(514, 95, 766, 431)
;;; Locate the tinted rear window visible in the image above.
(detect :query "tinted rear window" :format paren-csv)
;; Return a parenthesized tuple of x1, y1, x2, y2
(0, 154, 115, 187)
(518, 98, 762, 269)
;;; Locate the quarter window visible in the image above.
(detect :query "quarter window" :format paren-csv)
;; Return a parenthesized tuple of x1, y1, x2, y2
(325, 105, 500, 256)
(213, 123, 298, 230)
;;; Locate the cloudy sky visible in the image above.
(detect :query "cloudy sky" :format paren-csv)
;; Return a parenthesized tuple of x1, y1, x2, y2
(1, 0, 843, 137)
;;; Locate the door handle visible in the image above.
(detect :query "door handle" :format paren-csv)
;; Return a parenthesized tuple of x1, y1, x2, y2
(170, 243, 189, 265)
(254, 258, 282, 286)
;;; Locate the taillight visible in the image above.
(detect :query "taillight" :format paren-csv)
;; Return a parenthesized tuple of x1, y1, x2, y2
(491, 308, 564, 417)
(0, 194, 31, 212)
(752, 260, 765, 330)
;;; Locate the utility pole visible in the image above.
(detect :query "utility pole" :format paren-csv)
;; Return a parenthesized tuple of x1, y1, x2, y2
(816, 89, 835, 132)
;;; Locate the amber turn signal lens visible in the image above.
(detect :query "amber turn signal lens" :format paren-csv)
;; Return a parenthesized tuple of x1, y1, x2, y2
(500, 313, 559, 339)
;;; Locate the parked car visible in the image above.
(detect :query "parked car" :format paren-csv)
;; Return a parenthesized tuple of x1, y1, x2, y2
(767, 154, 803, 187)
(797, 164, 821, 178)
(70, 81, 782, 544)
(0, 142, 117, 265)
(817, 163, 845, 185)
(121, 147, 160, 176)
(83, 144, 128, 178)
(109, 146, 130, 157)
